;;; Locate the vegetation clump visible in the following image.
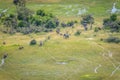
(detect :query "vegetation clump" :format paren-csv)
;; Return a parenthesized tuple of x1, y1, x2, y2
(105, 37, 120, 43)
(81, 15, 94, 30)
(30, 39, 37, 45)
(94, 27, 99, 32)
(74, 30, 81, 36)
(0, 0, 59, 34)
(103, 14, 120, 32)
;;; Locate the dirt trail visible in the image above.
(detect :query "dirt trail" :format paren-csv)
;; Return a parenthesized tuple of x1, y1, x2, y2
(94, 64, 102, 73)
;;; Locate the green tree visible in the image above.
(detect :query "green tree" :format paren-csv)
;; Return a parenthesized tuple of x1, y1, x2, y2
(110, 14, 117, 22)
(13, 0, 32, 27)
(81, 15, 94, 30)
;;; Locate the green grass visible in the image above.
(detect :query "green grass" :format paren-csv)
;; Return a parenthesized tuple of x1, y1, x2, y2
(0, 0, 120, 80)
(0, 28, 120, 80)
(0, 0, 120, 18)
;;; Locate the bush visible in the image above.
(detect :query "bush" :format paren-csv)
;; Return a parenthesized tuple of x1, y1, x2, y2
(36, 9, 46, 17)
(67, 21, 74, 27)
(100, 38, 103, 41)
(103, 14, 120, 32)
(115, 38, 120, 43)
(17, 13, 24, 20)
(34, 19, 42, 26)
(74, 20, 78, 23)
(45, 20, 56, 28)
(61, 22, 67, 27)
(30, 39, 37, 45)
(105, 37, 120, 43)
(74, 30, 81, 36)
(18, 21, 28, 27)
(110, 14, 117, 21)
(94, 27, 99, 32)
(9, 14, 15, 18)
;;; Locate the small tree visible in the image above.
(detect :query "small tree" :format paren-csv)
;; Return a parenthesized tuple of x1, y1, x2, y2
(103, 14, 120, 32)
(36, 9, 46, 17)
(3, 14, 17, 34)
(110, 14, 117, 21)
(13, 0, 32, 27)
(30, 39, 37, 45)
(81, 15, 94, 30)
(74, 30, 81, 36)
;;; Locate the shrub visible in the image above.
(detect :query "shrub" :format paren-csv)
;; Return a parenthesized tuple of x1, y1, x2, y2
(115, 38, 120, 43)
(9, 14, 15, 18)
(61, 22, 67, 27)
(45, 20, 56, 28)
(17, 13, 24, 20)
(67, 21, 74, 27)
(74, 20, 78, 23)
(30, 39, 37, 45)
(55, 18, 59, 26)
(100, 38, 103, 41)
(94, 27, 99, 32)
(36, 9, 46, 17)
(18, 21, 28, 27)
(110, 14, 117, 21)
(34, 19, 42, 26)
(105, 37, 120, 43)
(74, 30, 81, 36)
(103, 14, 120, 32)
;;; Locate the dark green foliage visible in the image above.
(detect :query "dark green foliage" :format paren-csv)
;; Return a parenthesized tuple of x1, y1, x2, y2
(81, 14, 94, 30)
(105, 37, 120, 43)
(94, 27, 99, 32)
(36, 9, 46, 17)
(55, 18, 59, 26)
(13, 0, 26, 6)
(30, 39, 37, 45)
(61, 22, 67, 27)
(103, 14, 120, 32)
(3, 14, 17, 33)
(74, 30, 81, 36)
(45, 20, 56, 28)
(110, 14, 117, 21)
(100, 38, 103, 41)
(0, 1, 59, 34)
(36, 9, 59, 28)
(13, 0, 19, 5)
(17, 13, 24, 20)
(103, 18, 111, 26)
(74, 20, 78, 23)
(67, 21, 74, 27)
(18, 21, 28, 27)
(56, 28, 60, 34)
(34, 19, 42, 26)
(9, 14, 16, 18)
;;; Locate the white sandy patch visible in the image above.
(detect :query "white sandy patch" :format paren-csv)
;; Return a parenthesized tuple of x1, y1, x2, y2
(94, 64, 102, 73)
(86, 38, 94, 40)
(0, 59, 5, 67)
(78, 8, 87, 15)
(111, 64, 120, 76)
(56, 62, 67, 65)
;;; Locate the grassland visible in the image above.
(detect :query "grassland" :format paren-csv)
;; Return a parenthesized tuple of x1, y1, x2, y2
(0, 0, 120, 17)
(0, 26, 120, 80)
(0, 0, 120, 80)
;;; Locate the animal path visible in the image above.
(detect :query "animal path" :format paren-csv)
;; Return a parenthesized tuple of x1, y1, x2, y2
(111, 64, 120, 77)
(0, 59, 5, 67)
(94, 64, 102, 73)
(91, 41, 120, 77)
